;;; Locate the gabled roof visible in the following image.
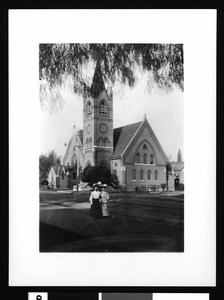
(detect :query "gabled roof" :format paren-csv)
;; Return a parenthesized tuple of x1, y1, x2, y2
(112, 118, 167, 163)
(53, 165, 60, 174)
(143, 118, 167, 162)
(46, 165, 53, 177)
(112, 121, 142, 159)
(62, 129, 84, 166)
(46, 164, 58, 177)
(171, 161, 184, 171)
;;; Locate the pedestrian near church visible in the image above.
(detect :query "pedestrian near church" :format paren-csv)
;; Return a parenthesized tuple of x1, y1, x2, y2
(89, 182, 103, 220)
(100, 184, 110, 217)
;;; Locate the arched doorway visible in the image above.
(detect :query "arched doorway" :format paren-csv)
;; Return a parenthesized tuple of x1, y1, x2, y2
(175, 178, 179, 190)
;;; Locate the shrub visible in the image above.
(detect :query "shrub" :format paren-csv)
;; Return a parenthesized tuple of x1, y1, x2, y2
(178, 183, 184, 190)
(160, 183, 166, 191)
(81, 165, 111, 185)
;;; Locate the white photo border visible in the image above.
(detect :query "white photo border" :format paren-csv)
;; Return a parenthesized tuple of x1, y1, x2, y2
(9, 9, 216, 286)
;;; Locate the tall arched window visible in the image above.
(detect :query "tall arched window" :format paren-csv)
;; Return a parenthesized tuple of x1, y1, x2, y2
(135, 153, 140, 163)
(99, 137, 103, 146)
(86, 101, 92, 116)
(99, 100, 108, 115)
(147, 170, 151, 180)
(143, 153, 147, 164)
(150, 154, 154, 164)
(154, 170, 158, 180)
(140, 169, 144, 181)
(89, 137, 92, 146)
(132, 169, 136, 180)
(72, 172, 77, 180)
(86, 138, 89, 147)
(104, 137, 109, 146)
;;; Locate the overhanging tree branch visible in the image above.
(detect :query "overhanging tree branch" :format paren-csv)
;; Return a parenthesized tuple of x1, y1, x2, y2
(39, 43, 184, 113)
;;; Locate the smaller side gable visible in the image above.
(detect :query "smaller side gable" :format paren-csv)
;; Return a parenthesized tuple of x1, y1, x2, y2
(46, 165, 54, 177)
(47, 165, 57, 180)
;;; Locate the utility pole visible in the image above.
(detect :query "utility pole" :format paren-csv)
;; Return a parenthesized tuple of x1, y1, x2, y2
(76, 132, 81, 192)
(76, 145, 79, 192)
(166, 162, 171, 192)
(166, 169, 169, 192)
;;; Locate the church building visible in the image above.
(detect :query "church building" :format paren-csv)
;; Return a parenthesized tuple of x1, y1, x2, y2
(52, 65, 170, 191)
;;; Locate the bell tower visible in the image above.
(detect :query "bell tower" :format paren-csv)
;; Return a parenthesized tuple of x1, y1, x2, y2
(83, 63, 113, 170)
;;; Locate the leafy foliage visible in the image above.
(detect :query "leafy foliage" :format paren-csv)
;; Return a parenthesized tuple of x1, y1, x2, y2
(160, 183, 166, 192)
(39, 150, 60, 184)
(166, 161, 172, 191)
(81, 165, 111, 185)
(40, 43, 184, 112)
(166, 161, 172, 173)
(178, 183, 184, 191)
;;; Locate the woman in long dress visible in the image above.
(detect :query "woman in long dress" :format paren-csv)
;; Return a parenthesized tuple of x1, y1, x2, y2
(100, 184, 110, 217)
(89, 183, 103, 220)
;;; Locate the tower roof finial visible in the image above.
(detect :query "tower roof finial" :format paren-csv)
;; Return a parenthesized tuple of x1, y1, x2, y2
(143, 113, 147, 121)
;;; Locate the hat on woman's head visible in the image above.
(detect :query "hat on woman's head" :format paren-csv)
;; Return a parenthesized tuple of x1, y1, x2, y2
(93, 181, 102, 187)
(102, 184, 107, 187)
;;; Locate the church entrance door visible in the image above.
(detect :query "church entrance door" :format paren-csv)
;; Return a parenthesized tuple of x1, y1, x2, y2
(175, 178, 179, 190)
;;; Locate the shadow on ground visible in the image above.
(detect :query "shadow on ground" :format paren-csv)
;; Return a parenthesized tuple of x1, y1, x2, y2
(39, 222, 87, 252)
(40, 191, 184, 252)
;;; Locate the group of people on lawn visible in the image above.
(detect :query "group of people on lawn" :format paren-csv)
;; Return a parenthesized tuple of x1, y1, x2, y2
(89, 181, 111, 220)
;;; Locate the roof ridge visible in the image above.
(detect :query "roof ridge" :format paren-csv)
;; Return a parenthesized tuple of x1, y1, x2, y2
(114, 120, 142, 130)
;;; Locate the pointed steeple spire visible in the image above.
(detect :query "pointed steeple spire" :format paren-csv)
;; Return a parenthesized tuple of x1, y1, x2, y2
(177, 149, 182, 162)
(90, 61, 105, 98)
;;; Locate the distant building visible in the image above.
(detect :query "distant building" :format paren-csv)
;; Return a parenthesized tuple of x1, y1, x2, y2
(170, 161, 184, 190)
(46, 164, 67, 189)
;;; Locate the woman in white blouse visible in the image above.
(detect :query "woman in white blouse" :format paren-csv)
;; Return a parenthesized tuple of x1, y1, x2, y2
(89, 182, 103, 220)
(101, 184, 110, 217)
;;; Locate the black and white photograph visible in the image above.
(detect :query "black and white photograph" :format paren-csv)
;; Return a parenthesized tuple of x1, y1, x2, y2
(39, 43, 184, 252)
(9, 10, 216, 286)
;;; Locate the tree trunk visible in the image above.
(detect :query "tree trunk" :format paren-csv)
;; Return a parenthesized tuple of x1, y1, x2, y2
(166, 173, 169, 192)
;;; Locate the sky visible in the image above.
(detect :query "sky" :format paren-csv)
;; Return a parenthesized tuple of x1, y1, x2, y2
(40, 75, 184, 162)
